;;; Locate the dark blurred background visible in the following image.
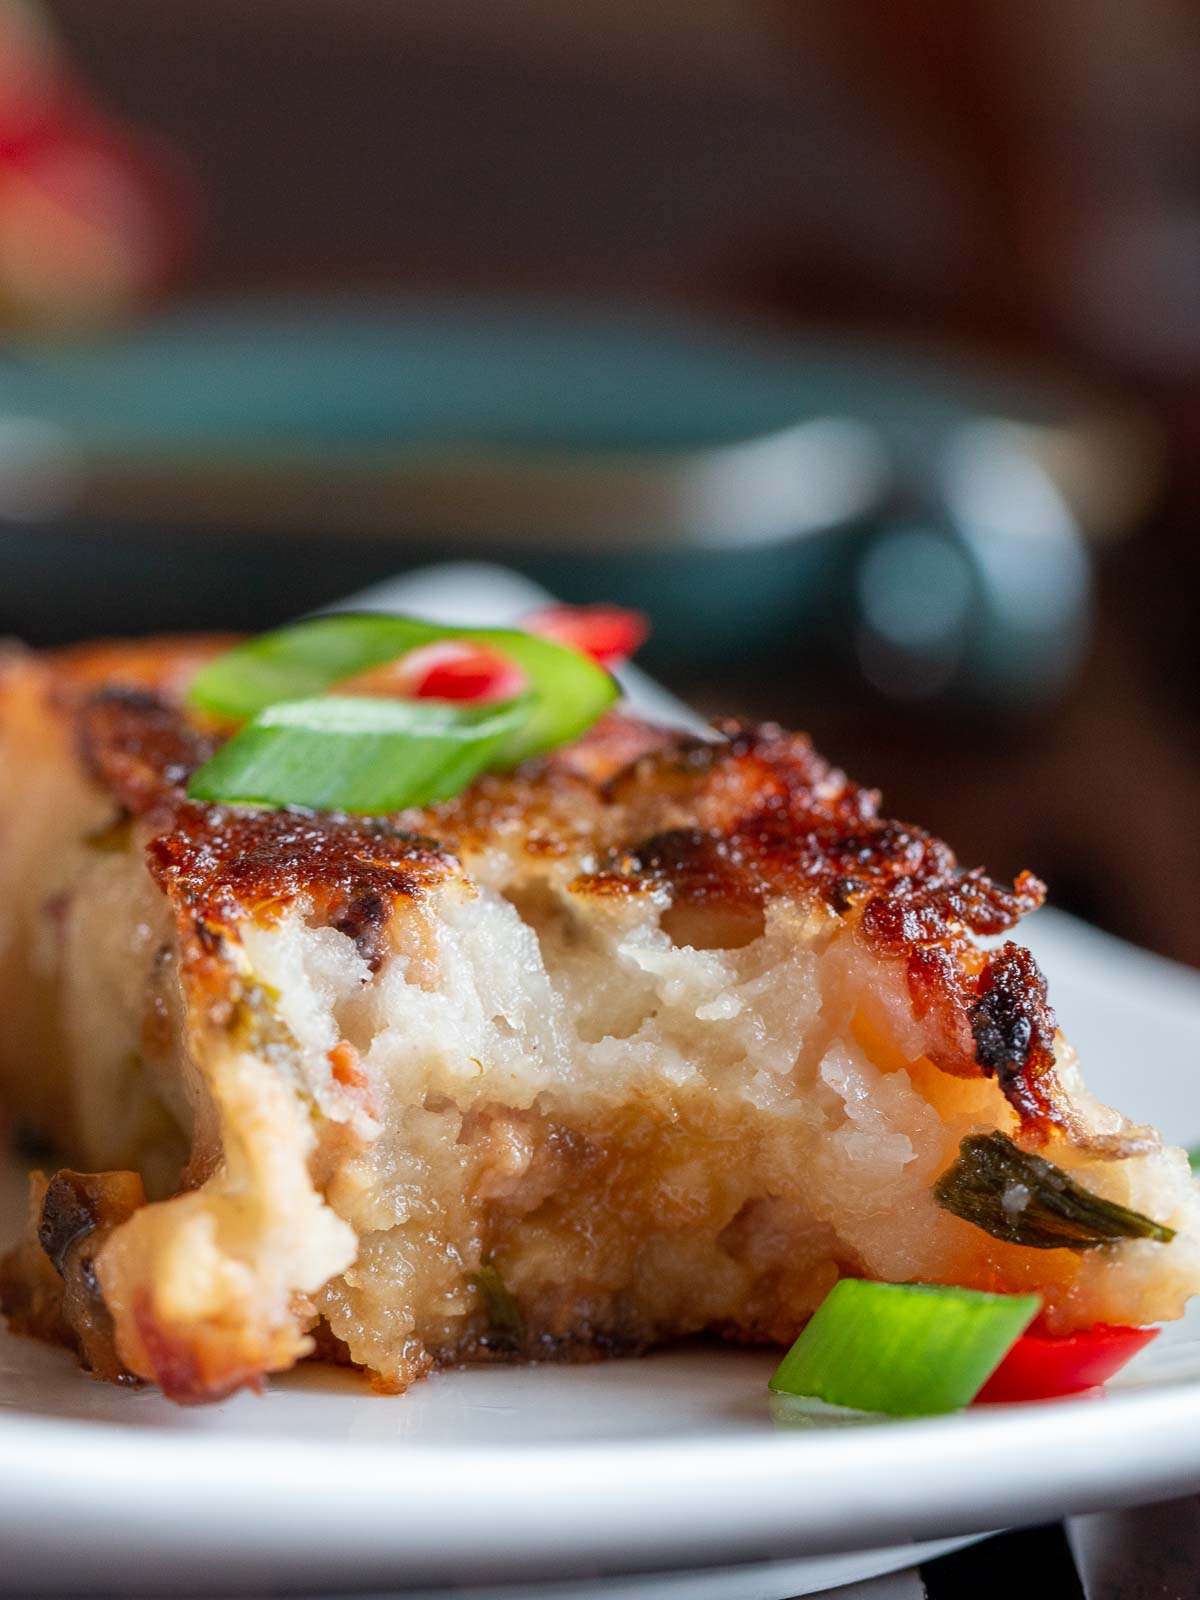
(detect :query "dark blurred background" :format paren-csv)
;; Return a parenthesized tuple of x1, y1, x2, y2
(2, 0, 1198, 963)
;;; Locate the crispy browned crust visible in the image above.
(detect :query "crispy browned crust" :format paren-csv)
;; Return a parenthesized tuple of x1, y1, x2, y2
(0, 1169, 145, 1384)
(0, 1174, 72, 1353)
(72, 686, 455, 994)
(38, 1169, 146, 1385)
(584, 722, 1057, 1131)
(57, 646, 1061, 1139)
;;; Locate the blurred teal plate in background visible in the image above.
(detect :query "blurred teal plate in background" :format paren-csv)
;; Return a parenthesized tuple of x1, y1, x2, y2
(0, 301, 1158, 687)
(0, 298, 1155, 542)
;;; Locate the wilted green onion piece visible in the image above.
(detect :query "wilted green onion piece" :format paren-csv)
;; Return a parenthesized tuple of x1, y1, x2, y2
(769, 1279, 1041, 1416)
(186, 612, 619, 768)
(934, 1131, 1176, 1251)
(471, 1263, 525, 1352)
(186, 695, 529, 812)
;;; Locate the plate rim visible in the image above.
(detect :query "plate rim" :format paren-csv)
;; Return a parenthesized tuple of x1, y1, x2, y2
(1, 1367, 1200, 1589)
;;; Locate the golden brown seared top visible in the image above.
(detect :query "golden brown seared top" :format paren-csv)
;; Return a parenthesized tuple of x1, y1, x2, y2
(577, 719, 1045, 939)
(55, 637, 1061, 1135)
(577, 721, 1058, 1135)
(72, 683, 454, 976)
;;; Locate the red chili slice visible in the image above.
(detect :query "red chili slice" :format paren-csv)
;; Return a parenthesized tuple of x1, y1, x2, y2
(404, 643, 526, 703)
(974, 1322, 1158, 1403)
(331, 606, 643, 708)
(525, 605, 648, 666)
(335, 642, 526, 704)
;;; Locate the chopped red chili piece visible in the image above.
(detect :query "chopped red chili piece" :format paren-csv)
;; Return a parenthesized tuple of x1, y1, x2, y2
(974, 1321, 1158, 1403)
(405, 642, 526, 703)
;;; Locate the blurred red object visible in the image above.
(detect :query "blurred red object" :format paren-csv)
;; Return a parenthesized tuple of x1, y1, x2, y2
(526, 605, 649, 667)
(0, 0, 200, 326)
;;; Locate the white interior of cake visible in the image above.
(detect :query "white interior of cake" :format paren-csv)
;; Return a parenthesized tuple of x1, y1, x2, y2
(228, 850, 1200, 1387)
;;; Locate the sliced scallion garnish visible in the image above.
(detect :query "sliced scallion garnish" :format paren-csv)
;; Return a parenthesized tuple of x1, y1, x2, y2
(187, 613, 618, 768)
(769, 1279, 1041, 1416)
(471, 1263, 525, 1351)
(934, 1131, 1176, 1251)
(186, 694, 529, 812)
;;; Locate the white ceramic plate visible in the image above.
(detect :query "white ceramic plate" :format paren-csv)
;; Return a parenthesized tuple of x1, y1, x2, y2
(2, 568, 1200, 1598)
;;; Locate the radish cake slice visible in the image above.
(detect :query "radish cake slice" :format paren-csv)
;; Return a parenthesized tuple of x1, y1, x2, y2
(0, 633, 1195, 1403)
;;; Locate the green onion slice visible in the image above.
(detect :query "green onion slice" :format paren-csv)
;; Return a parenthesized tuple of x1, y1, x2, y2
(934, 1131, 1176, 1251)
(186, 694, 530, 813)
(186, 612, 619, 768)
(471, 1263, 525, 1352)
(769, 1279, 1041, 1416)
